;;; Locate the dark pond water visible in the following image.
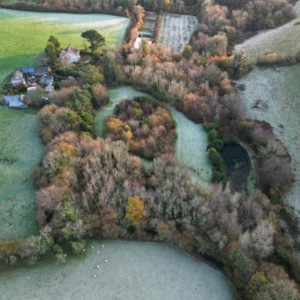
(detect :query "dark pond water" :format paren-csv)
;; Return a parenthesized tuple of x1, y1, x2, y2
(220, 143, 251, 191)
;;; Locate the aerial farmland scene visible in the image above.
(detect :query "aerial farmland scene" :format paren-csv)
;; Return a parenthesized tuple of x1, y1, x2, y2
(0, 0, 299, 299)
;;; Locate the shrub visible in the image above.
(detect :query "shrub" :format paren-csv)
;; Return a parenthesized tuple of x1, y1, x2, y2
(230, 248, 256, 274)
(208, 147, 228, 183)
(276, 246, 300, 282)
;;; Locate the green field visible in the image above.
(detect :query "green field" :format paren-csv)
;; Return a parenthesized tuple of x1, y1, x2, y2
(0, 107, 43, 240)
(0, 8, 129, 83)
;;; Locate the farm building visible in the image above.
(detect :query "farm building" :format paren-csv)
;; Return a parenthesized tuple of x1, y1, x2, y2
(3, 95, 27, 108)
(21, 67, 50, 76)
(10, 71, 27, 88)
(40, 74, 54, 86)
(45, 85, 54, 93)
(133, 36, 142, 50)
(60, 45, 80, 64)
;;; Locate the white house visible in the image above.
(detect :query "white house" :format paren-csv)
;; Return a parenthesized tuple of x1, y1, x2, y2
(10, 71, 26, 88)
(133, 36, 142, 50)
(59, 45, 80, 64)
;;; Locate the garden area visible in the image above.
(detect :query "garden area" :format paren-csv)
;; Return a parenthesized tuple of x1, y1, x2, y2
(157, 13, 198, 53)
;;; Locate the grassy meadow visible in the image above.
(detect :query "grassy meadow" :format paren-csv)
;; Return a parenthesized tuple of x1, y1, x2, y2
(0, 8, 129, 83)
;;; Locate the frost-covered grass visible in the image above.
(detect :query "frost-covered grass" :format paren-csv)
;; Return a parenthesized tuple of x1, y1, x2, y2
(95, 86, 149, 137)
(157, 13, 198, 53)
(0, 8, 129, 83)
(235, 4, 300, 60)
(237, 65, 300, 217)
(0, 241, 233, 300)
(0, 107, 43, 241)
(170, 108, 211, 183)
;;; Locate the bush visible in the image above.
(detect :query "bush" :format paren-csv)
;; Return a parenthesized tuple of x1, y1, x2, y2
(208, 147, 228, 183)
(230, 248, 256, 274)
(276, 246, 300, 282)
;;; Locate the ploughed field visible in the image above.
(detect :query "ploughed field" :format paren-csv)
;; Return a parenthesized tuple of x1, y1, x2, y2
(0, 8, 129, 83)
(0, 107, 43, 240)
(157, 13, 198, 53)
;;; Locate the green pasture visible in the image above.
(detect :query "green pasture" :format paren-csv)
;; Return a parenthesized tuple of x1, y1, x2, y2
(0, 8, 129, 83)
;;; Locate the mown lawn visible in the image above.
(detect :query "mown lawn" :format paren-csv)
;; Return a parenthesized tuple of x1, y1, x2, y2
(0, 8, 129, 83)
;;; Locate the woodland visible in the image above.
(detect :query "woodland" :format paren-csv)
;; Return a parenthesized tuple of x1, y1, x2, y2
(0, 0, 300, 299)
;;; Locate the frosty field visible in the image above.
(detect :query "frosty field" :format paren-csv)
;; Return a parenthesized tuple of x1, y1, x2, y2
(0, 241, 233, 300)
(237, 65, 300, 218)
(0, 107, 43, 240)
(235, 3, 300, 60)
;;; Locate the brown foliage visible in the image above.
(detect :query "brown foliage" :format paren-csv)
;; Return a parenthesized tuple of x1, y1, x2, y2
(105, 99, 176, 159)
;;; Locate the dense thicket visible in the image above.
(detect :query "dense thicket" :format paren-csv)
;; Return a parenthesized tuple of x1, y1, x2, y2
(31, 131, 298, 299)
(105, 98, 176, 159)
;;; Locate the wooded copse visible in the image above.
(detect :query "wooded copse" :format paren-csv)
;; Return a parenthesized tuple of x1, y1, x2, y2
(105, 98, 176, 159)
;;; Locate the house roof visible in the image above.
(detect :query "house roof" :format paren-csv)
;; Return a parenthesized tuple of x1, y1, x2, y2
(40, 74, 54, 85)
(3, 95, 27, 108)
(20, 67, 49, 76)
(64, 45, 80, 55)
(60, 45, 80, 63)
(12, 70, 24, 80)
(45, 85, 54, 92)
(21, 67, 35, 74)
(35, 67, 50, 76)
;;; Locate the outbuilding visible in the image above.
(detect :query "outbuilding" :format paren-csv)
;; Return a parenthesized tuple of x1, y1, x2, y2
(3, 95, 27, 108)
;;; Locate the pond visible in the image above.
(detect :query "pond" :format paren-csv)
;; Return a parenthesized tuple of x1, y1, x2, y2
(0, 107, 43, 241)
(220, 143, 251, 191)
(95, 86, 211, 182)
(0, 241, 234, 300)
